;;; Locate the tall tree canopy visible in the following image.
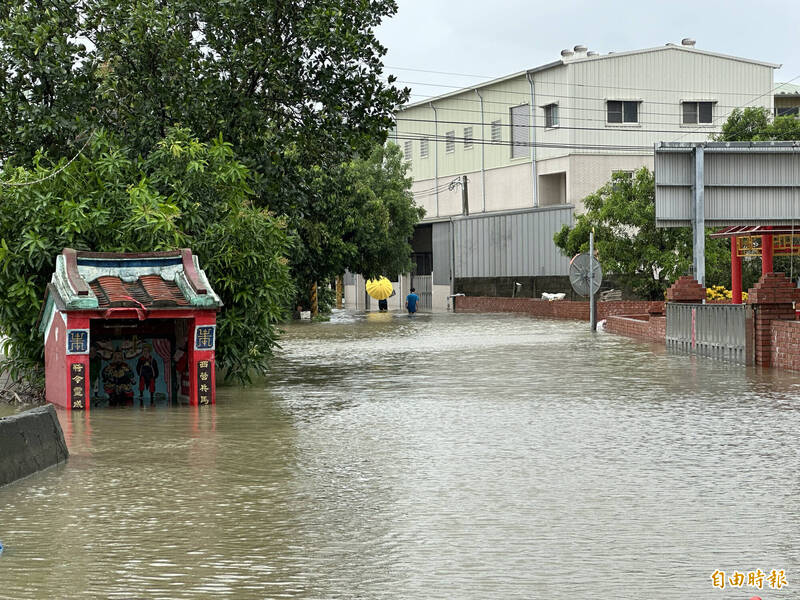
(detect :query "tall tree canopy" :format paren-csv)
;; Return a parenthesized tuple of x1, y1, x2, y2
(0, 1, 422, 384)
(0, 0, 416, 297)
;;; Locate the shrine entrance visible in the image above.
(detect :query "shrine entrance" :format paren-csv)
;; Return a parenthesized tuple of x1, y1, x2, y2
(710, 225, 800, 304)
(39, 248, 222, 410)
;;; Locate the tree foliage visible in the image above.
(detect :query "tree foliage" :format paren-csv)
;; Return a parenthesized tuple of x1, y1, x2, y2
(0, 129, 292, 384)
(0, 0, 421, 382)
(714, 107, 800, 142)
(292, 142, 423, 287)
(0, 0, 414, 298)
(553, 168, 729, 299)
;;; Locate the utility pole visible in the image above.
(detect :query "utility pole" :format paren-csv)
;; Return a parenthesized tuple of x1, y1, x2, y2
(589, 231, 596, 332)
(461, 174, 469, 216)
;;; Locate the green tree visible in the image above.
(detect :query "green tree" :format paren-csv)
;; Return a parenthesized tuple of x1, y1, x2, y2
(0, 129, 293, 385)
(715, 106, 800, 141)
(345, 143, 425, 279)
(553, 168, 729, 299)
(0, 0, 410, 295)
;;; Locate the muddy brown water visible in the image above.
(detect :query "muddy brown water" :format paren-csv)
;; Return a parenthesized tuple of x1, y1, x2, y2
(1, 311, 799, 599)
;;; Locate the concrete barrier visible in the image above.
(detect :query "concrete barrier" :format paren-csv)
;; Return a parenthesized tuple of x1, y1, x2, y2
(0, 404, 68, 487)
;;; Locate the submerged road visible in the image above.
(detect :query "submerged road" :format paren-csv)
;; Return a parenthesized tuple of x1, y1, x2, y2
(1, 310, 799, 599)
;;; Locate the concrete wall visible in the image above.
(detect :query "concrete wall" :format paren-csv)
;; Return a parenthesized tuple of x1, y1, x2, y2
(44, 310, 68, 408)
(0, 404, 68, 487)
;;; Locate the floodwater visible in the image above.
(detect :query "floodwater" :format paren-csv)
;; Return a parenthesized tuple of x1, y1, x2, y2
(1, 310, 800, 599)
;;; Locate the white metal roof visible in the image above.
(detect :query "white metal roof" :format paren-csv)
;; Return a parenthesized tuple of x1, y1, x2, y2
(398, 45, 781, 111)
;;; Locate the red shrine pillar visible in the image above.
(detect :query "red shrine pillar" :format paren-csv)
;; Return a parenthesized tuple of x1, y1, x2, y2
(761, 227, 773, 274)
(731, 236, 742, 304)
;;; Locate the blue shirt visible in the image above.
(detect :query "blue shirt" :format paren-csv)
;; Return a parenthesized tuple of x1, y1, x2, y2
(406, 293, 419, 313)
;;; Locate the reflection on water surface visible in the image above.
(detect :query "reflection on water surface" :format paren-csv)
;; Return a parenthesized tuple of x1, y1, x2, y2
(1, 311, 800, 599)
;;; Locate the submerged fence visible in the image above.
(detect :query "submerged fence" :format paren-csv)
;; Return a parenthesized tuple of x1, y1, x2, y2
(666, 303, 748, 364)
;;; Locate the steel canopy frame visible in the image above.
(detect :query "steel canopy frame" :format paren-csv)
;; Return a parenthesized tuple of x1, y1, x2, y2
(655, 141, 800, 286)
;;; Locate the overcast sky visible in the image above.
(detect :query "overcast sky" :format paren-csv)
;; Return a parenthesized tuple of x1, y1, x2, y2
(377, 0, 800, 102)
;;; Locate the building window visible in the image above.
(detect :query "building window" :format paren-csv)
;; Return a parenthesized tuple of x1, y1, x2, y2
(403, 140, 413, 160)
(510, 104, 529, 159)
(682, 101, 714, 124)
(445, 130, 455, 153)
(544, 103, 559, 128)
(611, 170, 633, 191)
(463, 126, 473, 149)
(420, 138, 429, 159)
(490, 120, 502, 143)
(777, 106, 800, 117)
(607, 100, 639, 124)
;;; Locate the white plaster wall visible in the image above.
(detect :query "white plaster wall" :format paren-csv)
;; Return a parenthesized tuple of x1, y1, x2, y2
(432, 284, 452, 312)
(568, 154, 654, 214)
(343, 283, 357, 310)
(483, 162, 533, 213)
(412, 169, 484, 219)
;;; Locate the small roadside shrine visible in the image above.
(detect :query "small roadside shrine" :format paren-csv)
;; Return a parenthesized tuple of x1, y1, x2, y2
(38, 248, 223, 410)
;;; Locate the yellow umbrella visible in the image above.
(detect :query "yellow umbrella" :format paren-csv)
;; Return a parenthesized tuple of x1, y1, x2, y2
(365, 277, 393, 300)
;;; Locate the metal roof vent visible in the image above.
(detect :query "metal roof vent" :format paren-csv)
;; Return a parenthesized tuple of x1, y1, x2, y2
(681, 38, 696, 47)
(561, 49, 574, 58)
(573, 44, 588, 53)
(587, 51, 598, 56)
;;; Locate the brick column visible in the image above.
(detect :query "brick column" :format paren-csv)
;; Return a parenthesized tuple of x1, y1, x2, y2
(747, 273, 800, 367)
(666, 276, 706, 304)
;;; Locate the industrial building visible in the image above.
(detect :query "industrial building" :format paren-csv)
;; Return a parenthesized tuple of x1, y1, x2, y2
(346, 41, 782, 311)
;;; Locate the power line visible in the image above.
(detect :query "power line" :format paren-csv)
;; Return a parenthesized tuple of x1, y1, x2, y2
(671, 73, 800, 141)
(394, 115, 722, 136)
(386, 65, 495, 80)
(392, 132, 653, 152)
(403, 91, 790, 123)
(0, 131, 95, 187)
(393, 99, 750, 129)
(386, 64, 795, 98)
(397, 80, 776, 112)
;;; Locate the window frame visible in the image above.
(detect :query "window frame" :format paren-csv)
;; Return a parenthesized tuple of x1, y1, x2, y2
(776, 106, 799, 118)
(420, 137, 429, 159)
(445, 130, 455, 154)
(403, 140, 413, 160)
(463, 126, 473, 149)
(611, 170, 634, 192)
(543, 103, 559, 128)
(606, 100, 640, 125)
(490, 119, 502, 144)
(681, 100, 715, 125)
(510, 104, 530, 160)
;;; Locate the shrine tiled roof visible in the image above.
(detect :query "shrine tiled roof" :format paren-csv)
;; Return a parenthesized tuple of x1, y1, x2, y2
(38, 249, 221, 332)
(89, 275, 191, 308)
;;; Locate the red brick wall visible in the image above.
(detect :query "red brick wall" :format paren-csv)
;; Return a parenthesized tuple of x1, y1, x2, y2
(454, 296, 664, 321)
(747, 273, 800, 367)
(604, 315, 666, 342)
(771, 320, 800, 371)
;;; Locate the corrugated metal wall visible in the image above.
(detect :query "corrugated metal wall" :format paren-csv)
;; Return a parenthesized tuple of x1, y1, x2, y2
(452, 206, 573, 277)
(432, 222, 451, 285)
(656, 144, 800, 227)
